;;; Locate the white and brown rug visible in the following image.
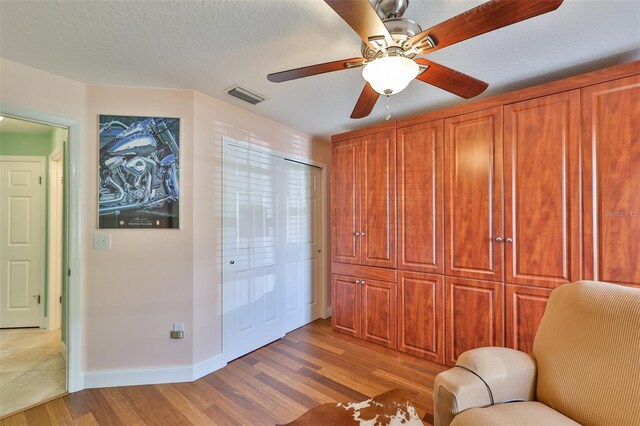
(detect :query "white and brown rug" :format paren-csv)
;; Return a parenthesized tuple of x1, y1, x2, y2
(281, 388, 424, 426)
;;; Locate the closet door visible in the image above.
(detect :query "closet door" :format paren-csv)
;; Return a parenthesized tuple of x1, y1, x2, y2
(505, 284, 552, 354)
(397, 121, 444, 273)
(222, 145, 284, 362)
(445, 107, 504, 282)
(331, 139, 360, 264)
(503, 91, 581, 288)
(332, 274, 360, 337)
(582, 75, 640, 286)
(361, 131, 396, 268)
(361, 278, 396, 349)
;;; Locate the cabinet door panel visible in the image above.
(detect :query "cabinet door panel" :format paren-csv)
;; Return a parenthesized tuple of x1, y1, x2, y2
(361, 131, 396, 268)
(331, 140, 360, 264)
(445, 277, 504, 366)
(398, 271, 444, 362)
(582, 75, 640, 286)
(332, 274, 360, 337)
(506, 284, 553, 354)
(445, 108, 504, 281)
(361, 279, 396, 349)
(397, 122, 444, 273)
(504, 91, 581, 288)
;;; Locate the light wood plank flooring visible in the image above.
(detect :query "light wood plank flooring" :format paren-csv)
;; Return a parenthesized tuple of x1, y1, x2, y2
(0, 319, 446, 425)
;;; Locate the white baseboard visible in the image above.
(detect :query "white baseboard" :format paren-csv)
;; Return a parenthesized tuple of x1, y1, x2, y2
(192, 353, 226, 381)
(83, 353, 226, 389)
(324, 306, 332, 319)
(60, 341, 67, 362)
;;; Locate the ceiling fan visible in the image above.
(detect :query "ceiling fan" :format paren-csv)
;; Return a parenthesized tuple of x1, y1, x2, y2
(267, 0, 564, 119)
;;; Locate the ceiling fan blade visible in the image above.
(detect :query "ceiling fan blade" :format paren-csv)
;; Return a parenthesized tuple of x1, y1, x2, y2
(351, 83, 380, 119)
(414, 59, 488, 99)
(267, 57, 365, 83)
(410, 0, 564, 53)
(324, 0, 394, 48)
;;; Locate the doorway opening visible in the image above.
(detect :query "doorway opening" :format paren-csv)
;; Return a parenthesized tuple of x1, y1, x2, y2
(221, 138, 327, 362)
(0, 116, 67, 417)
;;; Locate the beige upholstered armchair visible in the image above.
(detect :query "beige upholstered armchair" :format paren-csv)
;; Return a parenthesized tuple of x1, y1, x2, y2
(433, 281, 640, 426)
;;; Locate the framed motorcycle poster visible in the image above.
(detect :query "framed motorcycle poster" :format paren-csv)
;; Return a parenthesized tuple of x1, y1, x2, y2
(98, 115, 180, 229)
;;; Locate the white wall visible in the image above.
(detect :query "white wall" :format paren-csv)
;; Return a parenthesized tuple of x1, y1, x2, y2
(0, 58, 330, 384)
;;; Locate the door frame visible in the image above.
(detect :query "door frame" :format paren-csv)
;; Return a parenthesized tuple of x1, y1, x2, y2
(0, 155, 46, 328)
(0, 105, 83, 392)
(48, 148, 64, 330)
(221, 136, 328, 361)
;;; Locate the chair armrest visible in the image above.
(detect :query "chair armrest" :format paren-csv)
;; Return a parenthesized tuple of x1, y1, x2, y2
(433, 347, 537, 426)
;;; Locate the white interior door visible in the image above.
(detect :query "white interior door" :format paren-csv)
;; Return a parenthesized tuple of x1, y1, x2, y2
(222, 142, 325, 362)
(223, 144, 285, 362)
(283, 161, 323, 332)
(0, 157, 45, 328)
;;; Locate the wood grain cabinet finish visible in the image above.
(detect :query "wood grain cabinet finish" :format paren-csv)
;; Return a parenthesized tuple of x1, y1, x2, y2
(331, 139, 360, 265)
(445, 107, 504, 282)
(398, 271, 444, 363)
(503, 91, 582, 288)
(397, 121, 444, 274)
(505, 284, 553, 354)
(331, 273, 397, 349)
(332, 274, 360, 337)
(445, 277, 504, 366)
(361, 279, 397, 349)
(582, 75, 640, 286)
(331, 131, 396, 269)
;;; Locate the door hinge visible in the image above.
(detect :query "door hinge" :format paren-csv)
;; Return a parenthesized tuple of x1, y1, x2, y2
(60, 296, 62, 303)
(68, 268, 71, 277)
(39, 176, 42, 185)
(33, 294, 41, 304)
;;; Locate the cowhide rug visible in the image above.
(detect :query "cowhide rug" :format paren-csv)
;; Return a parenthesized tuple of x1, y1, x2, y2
(280, 388, 423, 426)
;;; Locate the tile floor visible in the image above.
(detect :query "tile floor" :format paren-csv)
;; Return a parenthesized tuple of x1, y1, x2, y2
(0, 328, 66, 417)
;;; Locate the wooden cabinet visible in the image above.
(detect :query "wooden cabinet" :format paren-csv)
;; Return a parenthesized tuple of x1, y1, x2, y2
(397, 121, 444, 274)
(444, 107, 504, 282)
(331, 130, 396, 268)
(331, 264, 397, 349)
(445, 277, 504, 366)
(398, 271, 444, 363)
(582, 75, 640, 286)
(503, 91, 582, 288)
(505, 284, 553, 354)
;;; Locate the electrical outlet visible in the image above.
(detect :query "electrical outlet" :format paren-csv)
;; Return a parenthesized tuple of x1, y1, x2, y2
(173, 322, 185, 332)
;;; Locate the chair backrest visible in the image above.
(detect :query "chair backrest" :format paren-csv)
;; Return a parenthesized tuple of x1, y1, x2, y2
(533, 281, 640, 426)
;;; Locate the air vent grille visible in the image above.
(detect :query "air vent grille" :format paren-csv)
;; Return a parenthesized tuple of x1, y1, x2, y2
(227, 86, 265, 105)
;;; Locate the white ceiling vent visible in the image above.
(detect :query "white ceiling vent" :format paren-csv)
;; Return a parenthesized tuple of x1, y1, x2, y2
(226, 85, 265, 105)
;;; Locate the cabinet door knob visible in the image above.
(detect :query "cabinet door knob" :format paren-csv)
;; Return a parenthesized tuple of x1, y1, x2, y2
(505, 237, 513, 243)
(360, 232, 366, 236)
(360, 280, 366, 285)
(355, 280, 361, 284)
(495, 237, 503, 242)
(354, 232, 361, 236)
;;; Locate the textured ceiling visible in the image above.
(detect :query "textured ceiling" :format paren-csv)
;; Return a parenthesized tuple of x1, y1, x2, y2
(1, 0, 639, 138)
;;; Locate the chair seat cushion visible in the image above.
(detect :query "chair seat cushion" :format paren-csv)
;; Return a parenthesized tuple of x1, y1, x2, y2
(450, 401, 580, 426)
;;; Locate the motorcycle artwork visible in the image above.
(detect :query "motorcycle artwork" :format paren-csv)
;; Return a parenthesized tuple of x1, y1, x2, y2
(98, 115, 180, 229)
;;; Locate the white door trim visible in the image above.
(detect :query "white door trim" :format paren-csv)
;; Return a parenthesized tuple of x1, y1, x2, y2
(0, 105, 83, 392)
(48, 148, 64, 330)
(0, 155, 46, 328)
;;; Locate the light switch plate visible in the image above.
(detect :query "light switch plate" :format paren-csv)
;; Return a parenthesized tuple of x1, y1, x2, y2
(93, 234, 111, 250)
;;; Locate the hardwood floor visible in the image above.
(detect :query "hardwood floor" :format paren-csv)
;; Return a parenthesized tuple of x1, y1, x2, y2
(0, 319, 446, 425)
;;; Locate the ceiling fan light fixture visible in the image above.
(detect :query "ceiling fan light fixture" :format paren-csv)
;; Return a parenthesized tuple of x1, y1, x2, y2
(362, 55, 419, 95)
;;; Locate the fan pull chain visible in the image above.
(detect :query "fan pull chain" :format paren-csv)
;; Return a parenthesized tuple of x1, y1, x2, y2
(385, 95, 391, 121)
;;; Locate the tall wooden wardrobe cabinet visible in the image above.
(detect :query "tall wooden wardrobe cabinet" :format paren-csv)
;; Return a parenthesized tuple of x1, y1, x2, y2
(330, 61, 640, 364)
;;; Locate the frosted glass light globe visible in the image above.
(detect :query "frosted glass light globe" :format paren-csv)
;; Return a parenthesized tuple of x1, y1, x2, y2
(362, 56, 419, 95)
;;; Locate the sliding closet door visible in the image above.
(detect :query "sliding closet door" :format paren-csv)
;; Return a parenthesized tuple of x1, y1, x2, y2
(222, 144, 285, 362)
(223, 142, 324, 362)
(282, 162, 323, 332)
